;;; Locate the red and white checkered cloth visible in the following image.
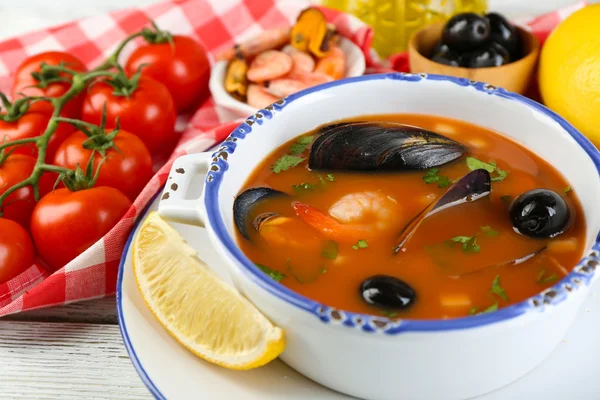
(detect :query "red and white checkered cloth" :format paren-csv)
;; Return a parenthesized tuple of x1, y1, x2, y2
(0, 0, 588, 317)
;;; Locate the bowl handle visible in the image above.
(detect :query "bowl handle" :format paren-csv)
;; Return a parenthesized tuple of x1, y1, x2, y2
(157, 152, 212, 227)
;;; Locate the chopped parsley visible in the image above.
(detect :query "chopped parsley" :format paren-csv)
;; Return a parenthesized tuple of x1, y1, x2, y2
(450, 235, 480, 253)
(490, 274, 508, 302)
(292, 182, 315, 193)
(321, 240, 338, 260)
(537, 269, 559, 284)
(289, 135, 314, 155)
(564, 186, 573, 194)
(320, 266, 328, 274)
(256, 264, 285, 282)
(466, 156, 509, 182)
(380, 310, 398, 318)
(352, 239, 369, 250)
(469, 302, 499, 316)
(481, 226, 499, 237)
(271, 155, 304, 173)
(326, 173, 335, 182)
(422, 168, 451, 188)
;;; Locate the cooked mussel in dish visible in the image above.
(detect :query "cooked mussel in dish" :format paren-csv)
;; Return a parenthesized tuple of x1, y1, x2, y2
(233, 187, 286, 240)
(309, 121, 466, 171)
(233, 114, 585, 320)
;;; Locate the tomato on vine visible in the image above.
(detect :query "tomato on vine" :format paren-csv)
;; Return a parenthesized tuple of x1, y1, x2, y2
(0, 153, 54, 228)
(31, 186, 132, 271)
(53, 117, 153, 200)
(125, 22, 210, 112)
(81, 67, 177, 154)
(0, 95, 75, 161)
(0, 218, 35, 284)
(11, 51, 87, 118)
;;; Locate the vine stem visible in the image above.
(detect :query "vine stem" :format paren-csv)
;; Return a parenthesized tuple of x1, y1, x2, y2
(0, 137, 38, 152)
(0, 28, 147, 207)
(93, 32, 143, 71)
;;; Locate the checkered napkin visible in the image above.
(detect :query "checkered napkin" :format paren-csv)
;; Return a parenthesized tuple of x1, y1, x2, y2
(0, 0, 588, 317)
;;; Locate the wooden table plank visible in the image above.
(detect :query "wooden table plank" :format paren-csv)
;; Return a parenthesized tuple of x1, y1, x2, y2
(0, 321, 149, 399)
(3, 297, 118, 324)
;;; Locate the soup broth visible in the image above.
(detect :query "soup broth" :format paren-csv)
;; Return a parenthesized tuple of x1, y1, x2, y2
(234, 114, 586, 319)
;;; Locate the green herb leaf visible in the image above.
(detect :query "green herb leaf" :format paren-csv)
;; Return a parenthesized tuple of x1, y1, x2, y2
(437, 175, 450, 188)
(477, 302, 499, 315)
(469, 306, 479, 316)
(272, 155, 304, 173)
(320, 266, 328, 274)
(326, 173, 335, 182)
(491, 167, 509, 182)
(466, 157, 496, 173)
(537, 269, 559, 284)
(451, 235, 480, 253)
(466, 156, 509, 182)
(564, 186, 573, 194)
(256, 264, 285, 282)
(289, 135, 314, 154)
(481, 226, 499, 237)
(490, 274, 509, 302)
(422, 168, 451, 188)
(292, 182, 315, 193)
(321, 240, 338, 260)
(380, 310, 398, 318)
(352, 239, 368, 250)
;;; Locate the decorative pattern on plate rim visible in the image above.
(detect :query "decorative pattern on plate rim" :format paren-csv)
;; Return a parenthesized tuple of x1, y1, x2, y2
(203, 72, 600, 334)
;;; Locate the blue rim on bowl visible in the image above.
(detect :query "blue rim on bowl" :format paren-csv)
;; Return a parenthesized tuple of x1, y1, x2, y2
(203, 72, 600, 334)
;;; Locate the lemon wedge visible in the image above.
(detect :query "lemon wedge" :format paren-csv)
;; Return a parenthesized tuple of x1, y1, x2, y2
(132, 211, 285, 370)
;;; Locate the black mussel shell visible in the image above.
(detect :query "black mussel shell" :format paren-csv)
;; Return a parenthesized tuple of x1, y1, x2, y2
(442, 12, 491, 52)
(485, 12, 521, 60)
(509, 189, 571, 238)
(462, 42, 510, 68)
(309, 121, 465, 171)
(430, 41, 462, 67)
(360, 275, 416, 310)
(233, 187, 285, 240)
(394, 169, 491, 252)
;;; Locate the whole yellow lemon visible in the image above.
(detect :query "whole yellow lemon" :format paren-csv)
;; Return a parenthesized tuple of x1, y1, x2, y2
(539, 4, 600, 147)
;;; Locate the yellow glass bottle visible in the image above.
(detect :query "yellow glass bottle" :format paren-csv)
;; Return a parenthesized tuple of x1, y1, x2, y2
(320, 0, 488, 58)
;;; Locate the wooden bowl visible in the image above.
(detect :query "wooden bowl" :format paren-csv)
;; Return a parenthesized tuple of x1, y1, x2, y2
(408, 23, 539, 94)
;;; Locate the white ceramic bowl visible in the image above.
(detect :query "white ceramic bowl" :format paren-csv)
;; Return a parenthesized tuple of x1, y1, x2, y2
(157, 73, 600, 400)
(209, 36, 366, 118)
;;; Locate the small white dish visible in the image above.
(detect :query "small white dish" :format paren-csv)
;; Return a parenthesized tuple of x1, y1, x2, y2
(117, 165, 600, 400)
(209, 36, 366, 118)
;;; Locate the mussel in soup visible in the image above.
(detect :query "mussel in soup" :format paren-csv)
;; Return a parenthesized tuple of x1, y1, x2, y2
(308, 121, 466, 171)
(233, 187, 286, 240)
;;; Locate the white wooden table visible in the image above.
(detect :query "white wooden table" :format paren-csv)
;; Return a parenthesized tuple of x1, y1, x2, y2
(0, 0, 596, 398)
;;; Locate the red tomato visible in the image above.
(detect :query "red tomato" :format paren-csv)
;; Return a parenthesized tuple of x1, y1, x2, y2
(0, 111, 75, 161)
(0, 218, 35, 284)
(53, 129, 153, 200)
(30, 187, 132, 271)
(11, 51, 87, 118)
(81, 77, 177, 154)
(0, 154, 55, 228)
(125, 35, 211, 112)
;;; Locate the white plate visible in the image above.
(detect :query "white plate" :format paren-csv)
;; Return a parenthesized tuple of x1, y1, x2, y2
(118, 144, 600, 400)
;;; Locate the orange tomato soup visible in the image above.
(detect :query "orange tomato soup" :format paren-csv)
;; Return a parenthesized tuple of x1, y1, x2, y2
(234, 114, 586, 319)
